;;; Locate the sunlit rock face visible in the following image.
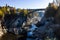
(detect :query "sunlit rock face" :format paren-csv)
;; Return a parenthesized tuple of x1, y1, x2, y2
(31, 16, 41, 24)
(0, 21, 4, 37)
(0, 20, 6, 37)
(0, 28, 3, 37)
(27, 12, 43, 25)
(0, 32, 17, 40)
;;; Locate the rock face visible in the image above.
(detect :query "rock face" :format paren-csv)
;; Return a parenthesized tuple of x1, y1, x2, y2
(0, 32, 17, 40)
(0, 25, 3, 37)
(0, 20, 4, 37)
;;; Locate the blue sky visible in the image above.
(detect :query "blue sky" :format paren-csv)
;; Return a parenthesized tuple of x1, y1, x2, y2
(0, 0, 53, 9)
